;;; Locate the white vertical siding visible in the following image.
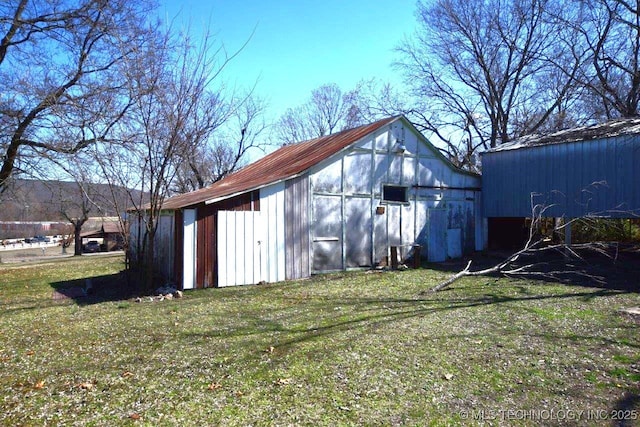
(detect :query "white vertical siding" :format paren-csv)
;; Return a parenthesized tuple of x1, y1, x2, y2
(217, 211, 265, 287)
(260, 182, 286, 283)
(182, 209, 196, 290)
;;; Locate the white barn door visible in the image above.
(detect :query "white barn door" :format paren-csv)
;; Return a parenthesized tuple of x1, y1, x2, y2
(182, 209, 197, 290)
(217, 211, 266, 287)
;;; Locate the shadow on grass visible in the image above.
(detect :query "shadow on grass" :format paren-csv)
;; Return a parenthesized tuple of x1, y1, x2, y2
(422, 248, 640, 293)
(50, 270, 142, 305)
(612, 392, 640, 427)
(276, 288, 637, 350)
(181, 286, 635, 353)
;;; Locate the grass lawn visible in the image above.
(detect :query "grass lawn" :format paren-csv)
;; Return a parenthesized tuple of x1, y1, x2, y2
(0, 255, 639, 426)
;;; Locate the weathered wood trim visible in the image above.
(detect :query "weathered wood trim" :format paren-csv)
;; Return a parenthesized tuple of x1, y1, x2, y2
(285, 175, 311, 280)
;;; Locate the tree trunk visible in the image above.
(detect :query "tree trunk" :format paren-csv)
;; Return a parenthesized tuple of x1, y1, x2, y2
(144, 228, 155, 292)
(74, 222, 83, 256)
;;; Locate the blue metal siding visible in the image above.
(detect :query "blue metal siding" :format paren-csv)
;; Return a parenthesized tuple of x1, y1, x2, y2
(482, 135, 640, 218)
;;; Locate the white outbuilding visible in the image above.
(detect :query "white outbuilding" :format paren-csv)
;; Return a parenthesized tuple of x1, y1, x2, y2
(133, 115, 484, 289)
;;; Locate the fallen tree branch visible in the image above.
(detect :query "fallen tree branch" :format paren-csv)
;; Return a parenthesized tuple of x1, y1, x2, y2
(428, 260, 473, 292)
(425, 242, 615, 293)
(425, 190, 633, 293)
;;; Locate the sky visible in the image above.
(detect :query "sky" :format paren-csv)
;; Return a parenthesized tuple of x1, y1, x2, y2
(161, 0, 419, 122)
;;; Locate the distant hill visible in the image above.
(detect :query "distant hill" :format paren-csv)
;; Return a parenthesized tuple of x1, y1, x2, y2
(0, 179, 146, 222)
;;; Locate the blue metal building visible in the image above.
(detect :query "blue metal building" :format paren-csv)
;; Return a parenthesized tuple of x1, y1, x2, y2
(481, 118, 640, 248)
(482, 119, 640, 218)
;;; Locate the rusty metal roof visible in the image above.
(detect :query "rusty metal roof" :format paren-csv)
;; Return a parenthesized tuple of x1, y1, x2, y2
(161, 116, 401, 210)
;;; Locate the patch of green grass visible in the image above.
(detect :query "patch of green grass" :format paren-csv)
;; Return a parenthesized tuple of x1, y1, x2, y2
(610, 367, 640, 382)
(613, 354, 637, 364)
(0, 258, 639, 425)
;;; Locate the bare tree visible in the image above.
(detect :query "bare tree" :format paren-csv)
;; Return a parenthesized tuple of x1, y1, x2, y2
(55, 179, 100, 256)
(0, 0, 158, 191)
(0, 177, 34, 221)
(570, 0, 640, 119)
(51, 222, 74, 253)
(172, 93, 269, 193)
(41, 153, 105, 255)
(119, 29, 204, 287)
(91, 141, 144, 264)
(395, 0, 585, 169)
(99, 22, 262, 289)
(275, 83, 364, 145)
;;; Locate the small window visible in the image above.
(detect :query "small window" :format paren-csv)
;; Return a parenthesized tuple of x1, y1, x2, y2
(382, 184, 409, 203)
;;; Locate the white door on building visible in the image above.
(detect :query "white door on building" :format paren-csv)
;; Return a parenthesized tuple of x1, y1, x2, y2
(182, 209, 197, 290)
(217, 211, 266, 287)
